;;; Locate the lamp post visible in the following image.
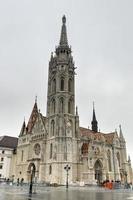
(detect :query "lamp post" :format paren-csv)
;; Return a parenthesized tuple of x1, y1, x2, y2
(29, 166, 34, 194)
(64, 164, 70, 189)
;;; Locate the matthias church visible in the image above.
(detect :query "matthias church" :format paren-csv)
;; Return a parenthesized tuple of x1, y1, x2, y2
(11, 16, 133, 185)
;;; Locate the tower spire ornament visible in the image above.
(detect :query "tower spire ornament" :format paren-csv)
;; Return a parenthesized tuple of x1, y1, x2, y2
(35, 95, 37, 103)
(59, 15, 68, 46)
(91, 101, 98, 132)
(119, 124, 125, 140)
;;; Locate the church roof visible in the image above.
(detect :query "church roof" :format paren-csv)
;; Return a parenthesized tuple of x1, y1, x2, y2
(103, 132, 116, 144)
(80, 127, 116, 144)
(27, 101, 38, 133)
(0, 136, 18, 149)
(19, 99, 47, 136)
(80, 127, 93, 135)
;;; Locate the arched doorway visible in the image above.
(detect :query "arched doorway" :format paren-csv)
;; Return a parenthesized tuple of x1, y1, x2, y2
(94, 160, 102, 184)
(27, 163, 36, 183)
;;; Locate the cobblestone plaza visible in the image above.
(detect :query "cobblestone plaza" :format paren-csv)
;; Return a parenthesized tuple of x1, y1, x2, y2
(0, 185, 133, 200)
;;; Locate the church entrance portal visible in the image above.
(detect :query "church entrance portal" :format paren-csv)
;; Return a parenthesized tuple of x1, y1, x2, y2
(27, 163, 36, 183)
(94, 160, 102, 184)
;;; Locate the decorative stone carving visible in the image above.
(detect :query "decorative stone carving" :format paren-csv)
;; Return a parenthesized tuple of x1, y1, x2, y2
(34, 143, 41, 155)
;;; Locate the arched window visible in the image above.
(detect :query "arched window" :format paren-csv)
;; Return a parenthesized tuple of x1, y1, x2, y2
(94, 160, 102, 182)
(49, 165, 52, 174)
(107, 150, 112, 171)
(51, 120, 55, 136)
(52, 79, 56, 93)
(68, 100, 71, 113)
(59, 97, 64, 113)
(28, 163, 36, 177)
(60, 78, 64, 91)
(68, 78, 72, 92)
(117, 152, 120, 167)
(81, 143, 88, 155)
(51, 99, 56, 114)
(68, 99, 73, 114)
(50, 143, 53, 159)
(64, 145, 67, 161)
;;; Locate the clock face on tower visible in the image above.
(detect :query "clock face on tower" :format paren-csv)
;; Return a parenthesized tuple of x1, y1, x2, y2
(34, 143, 41, 155)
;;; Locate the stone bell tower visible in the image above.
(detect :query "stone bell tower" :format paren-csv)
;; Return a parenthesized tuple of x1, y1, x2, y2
(46, 16, 79, 184)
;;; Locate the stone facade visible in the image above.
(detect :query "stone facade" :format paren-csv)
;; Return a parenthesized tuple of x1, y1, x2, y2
(11, 16, 133, 185)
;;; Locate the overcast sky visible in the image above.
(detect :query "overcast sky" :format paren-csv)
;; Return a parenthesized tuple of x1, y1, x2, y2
(0, 0, 133, 164)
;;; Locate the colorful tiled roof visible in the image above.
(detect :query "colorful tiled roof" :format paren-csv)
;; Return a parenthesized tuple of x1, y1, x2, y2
(80, 127, 116, 144)
(27, 101, 38, 133)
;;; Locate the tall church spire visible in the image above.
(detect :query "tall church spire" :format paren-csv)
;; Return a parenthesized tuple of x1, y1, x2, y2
(91, 102, 98, 132)
(47, 16, 76, 138)
(59, 15, 68, 46)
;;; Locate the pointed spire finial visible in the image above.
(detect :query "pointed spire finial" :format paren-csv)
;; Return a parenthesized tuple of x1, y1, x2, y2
(119, 124, 124, 140)
(91, 101, 98, 132)
(92, 101, 96, 121)
(62, 15, 66, 24)
(35, 95, 37, 103)
(19, 118, 26, 137)
(59, 15, 68, 46)
(93, 101, 95, 110)
(119, 124, 122, 134)
(128, 155, 131, 163)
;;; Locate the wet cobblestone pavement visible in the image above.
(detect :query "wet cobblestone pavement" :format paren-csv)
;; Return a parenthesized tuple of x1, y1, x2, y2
(0, 184, 133, 200)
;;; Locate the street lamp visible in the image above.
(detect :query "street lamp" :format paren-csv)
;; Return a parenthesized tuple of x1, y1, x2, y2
(64, 164, 70, 189)
(29, 166, 34, 194)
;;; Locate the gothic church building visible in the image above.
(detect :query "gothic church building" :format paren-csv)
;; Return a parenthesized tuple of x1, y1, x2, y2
(12, 16, 132, 185)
